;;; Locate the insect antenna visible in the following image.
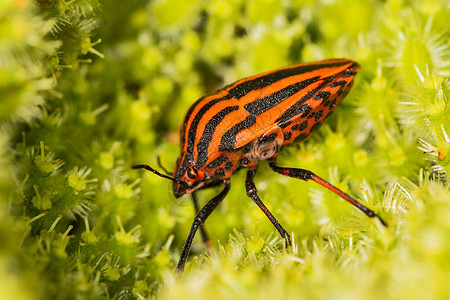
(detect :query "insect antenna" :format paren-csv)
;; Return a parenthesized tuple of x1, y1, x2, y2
(132, 164, 176, 182)
(157, 156, 173, 176)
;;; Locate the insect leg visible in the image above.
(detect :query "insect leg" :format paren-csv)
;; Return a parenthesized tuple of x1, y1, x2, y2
(176, 180, 231, 274)
(245, 167, 292, 247)
(191, 191, 212, 253)
(268, 158, 387, 226)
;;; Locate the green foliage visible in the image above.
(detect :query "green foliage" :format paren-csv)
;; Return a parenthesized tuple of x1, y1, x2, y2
(1, 0, 449, 299)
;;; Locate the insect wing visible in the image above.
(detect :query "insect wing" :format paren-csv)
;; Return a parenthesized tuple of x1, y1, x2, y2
(226, 59, 360, 149)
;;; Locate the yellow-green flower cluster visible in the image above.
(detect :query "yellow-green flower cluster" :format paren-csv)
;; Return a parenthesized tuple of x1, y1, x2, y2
(0, 0, 449, 299)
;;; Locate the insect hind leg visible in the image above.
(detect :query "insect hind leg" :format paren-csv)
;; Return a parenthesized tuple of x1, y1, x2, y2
(245, 167, 291, 247)
(268, 158, 387, 226)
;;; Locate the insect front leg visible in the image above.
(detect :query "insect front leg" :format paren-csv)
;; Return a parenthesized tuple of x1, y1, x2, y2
(245, 167, 291, 247)
(268, 158, 387, 226)
(176, 180, 231, 274)
(191, 191, 212, 253)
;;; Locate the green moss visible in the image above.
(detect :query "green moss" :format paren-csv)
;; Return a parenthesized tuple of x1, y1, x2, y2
(1, 0, 450, 299)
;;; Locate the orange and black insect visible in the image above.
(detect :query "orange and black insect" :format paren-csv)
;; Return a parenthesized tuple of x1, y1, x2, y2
(133, 58, 387, 274)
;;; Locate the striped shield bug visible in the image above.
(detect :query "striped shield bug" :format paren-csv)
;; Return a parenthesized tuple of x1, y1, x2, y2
(133, 58, 387, 274)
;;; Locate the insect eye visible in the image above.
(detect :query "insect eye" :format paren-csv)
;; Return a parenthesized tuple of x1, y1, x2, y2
(187, 167, 197, 179)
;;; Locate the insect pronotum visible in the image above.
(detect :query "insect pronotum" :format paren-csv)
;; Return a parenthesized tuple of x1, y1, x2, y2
(133, 58, 387, 274)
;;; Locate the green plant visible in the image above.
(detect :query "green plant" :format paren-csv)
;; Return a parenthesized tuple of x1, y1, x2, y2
(1, 0, 449, 299)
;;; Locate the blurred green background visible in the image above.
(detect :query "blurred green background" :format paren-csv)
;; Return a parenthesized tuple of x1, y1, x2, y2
(1, 0, 449, 299)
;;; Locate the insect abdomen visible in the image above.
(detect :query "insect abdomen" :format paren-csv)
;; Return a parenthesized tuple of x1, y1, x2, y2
(224, 59, 360, 150)
(279, 61, 360, 145)
(235, 59, 360, 166)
